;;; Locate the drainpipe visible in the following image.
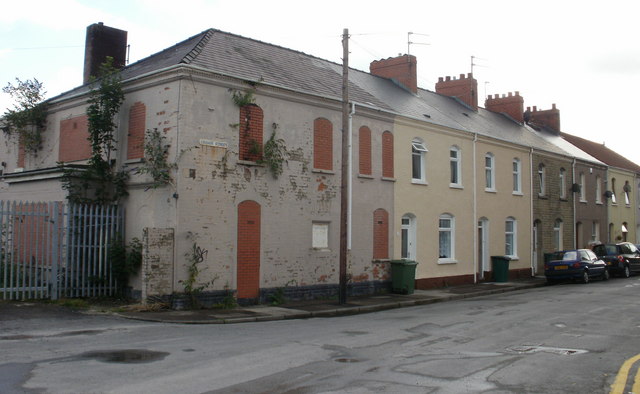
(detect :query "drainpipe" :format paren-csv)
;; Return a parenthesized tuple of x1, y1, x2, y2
(348, 102, 355, 250)
(472, 133, 478, 283)
(572, 158, 576, 249)
(529, 147, 534, 276)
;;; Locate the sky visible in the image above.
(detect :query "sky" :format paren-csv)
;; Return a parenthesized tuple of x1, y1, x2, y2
(2, 0, 639, 164)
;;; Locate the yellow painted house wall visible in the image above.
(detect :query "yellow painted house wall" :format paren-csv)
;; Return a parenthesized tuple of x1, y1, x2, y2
(607, 168, 637, 243)
(393, 118, 476, 284)
(475, 138, 532, 276)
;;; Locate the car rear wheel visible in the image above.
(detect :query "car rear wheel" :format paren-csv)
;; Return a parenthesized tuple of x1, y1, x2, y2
(602, 269, 610, 281)
(622, 265, 631, 278)
(582, 270, 589, 284)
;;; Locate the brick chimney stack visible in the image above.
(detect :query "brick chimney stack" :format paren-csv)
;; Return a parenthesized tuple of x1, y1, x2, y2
(83, 22, 128, 84)
(370, 55, 418, 94)
(485, 92, 525, 123)
(525, 104, 561, 134)
(435, 73, 478, 111)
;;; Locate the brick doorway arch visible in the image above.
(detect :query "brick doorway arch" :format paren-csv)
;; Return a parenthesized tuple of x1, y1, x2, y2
(237, 200, 261, 299)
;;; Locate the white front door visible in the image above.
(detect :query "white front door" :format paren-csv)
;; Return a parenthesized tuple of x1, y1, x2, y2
(401, 215, 416, 260)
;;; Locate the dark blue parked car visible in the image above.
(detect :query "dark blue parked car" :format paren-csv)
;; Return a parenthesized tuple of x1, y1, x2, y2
(544, 249, 608, 284)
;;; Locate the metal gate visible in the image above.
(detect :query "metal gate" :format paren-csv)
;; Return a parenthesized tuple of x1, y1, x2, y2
(0, 201, 124, 300)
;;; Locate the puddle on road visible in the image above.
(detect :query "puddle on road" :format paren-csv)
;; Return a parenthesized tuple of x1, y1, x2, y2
(81, 349, 169, 364)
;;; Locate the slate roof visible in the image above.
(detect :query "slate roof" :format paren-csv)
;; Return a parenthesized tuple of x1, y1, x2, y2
(561, 132, 640, 174)
(50, 28, 595, 159)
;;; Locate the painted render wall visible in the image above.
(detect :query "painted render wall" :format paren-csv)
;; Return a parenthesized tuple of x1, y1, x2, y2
(151, 70, 396, 298)
(475, 138, 532, 277)
(393, 118, 476, 286)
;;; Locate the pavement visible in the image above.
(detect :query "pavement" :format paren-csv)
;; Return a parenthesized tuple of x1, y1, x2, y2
(114, 277, 547, 324)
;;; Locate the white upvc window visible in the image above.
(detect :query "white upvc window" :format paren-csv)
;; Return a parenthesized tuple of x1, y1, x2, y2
(505, 217, 517, 257)
(579, 172, 586, 202)
(553, 219, 563, 251)
(485, 153, 495, 191)
(591, 221, 600, 243)
(450, 146, 461, 187)
(512, 158, 522, 194)
(538, 164, 546, 196)
(411, 139, 427, 183)
(595, 176, 602, 204)
(438, 214, 455, 261)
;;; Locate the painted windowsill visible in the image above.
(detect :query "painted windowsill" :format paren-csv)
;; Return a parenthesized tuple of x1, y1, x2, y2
(311, 247, 331, 252)
(237, 160, 263, 167)
(579, 199, 588, 204)
(411, 179, 428, 186)
(450, 184, 464, 190)
(512, 191, 523, 196)
(381, 176, 396, 182)
(485, 188, 497, 193)
(358, 174, 374, 179)
(438, 259, 457, 265)
(312, 168, 335, 175)
(124, 158, 144, 165)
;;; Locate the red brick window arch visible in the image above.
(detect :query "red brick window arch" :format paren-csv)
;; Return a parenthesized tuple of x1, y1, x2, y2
(239, 104, 264, 162)
(381, 131, 394, 178)
(373, 208, 389, 259)
(127, 102, 146, 160)
(313, 118, 333, 171)
(359, 126, 371, 175)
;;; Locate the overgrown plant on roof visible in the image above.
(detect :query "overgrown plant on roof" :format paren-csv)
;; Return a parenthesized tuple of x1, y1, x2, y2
(230, 88, 256, 107)
(61, 57, 129, 203)
(2, 78, 48, 153)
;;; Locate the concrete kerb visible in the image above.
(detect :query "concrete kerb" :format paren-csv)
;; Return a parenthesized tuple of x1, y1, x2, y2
(113, 280, 545, 324)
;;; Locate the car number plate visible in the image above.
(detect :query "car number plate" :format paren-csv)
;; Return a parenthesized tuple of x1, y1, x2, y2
(555, 265, 568, 270)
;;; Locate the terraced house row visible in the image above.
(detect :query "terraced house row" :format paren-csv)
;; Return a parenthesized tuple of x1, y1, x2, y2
(2, 24, 639, 304)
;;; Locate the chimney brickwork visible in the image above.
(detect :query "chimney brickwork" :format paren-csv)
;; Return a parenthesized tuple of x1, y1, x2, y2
(526, 104, 561, 133)
(435, 73, 478, 111)
(485, 91, 524, 123)
(83, 22, 128, 84)
(370, 55, 418, 93)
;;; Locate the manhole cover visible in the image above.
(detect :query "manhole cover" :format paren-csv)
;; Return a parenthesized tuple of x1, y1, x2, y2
(81, 349, 169, 364)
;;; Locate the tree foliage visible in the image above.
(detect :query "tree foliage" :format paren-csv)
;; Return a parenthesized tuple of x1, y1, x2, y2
(2, 78, 48, 152)
(62, 57, 128, 203)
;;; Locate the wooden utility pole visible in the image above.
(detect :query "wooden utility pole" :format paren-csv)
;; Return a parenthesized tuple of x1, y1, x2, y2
(339, 28, 349, 305)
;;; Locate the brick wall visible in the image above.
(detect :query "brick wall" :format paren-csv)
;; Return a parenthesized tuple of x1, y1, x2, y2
(359, 126, 371, 175)
(373, 208, 389, 259)
(141, 227, 175, 302)
(369, 55, 417, 93)
(59, 115, 91, 162)
(313, 117, 333, 170)
(239, 104, 264, 161)
(237, 200, 261, 299)
(127, 102, 146, 160)
(532, 154, 574, 271)
(382, 131, 394, 178)
(435, 73, 478, 111)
